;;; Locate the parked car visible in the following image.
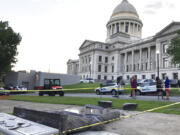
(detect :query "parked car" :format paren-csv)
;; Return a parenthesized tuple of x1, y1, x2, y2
(94, 83, 124, 95)
(4, 85, 14, 90)
(0, 87, 9, 95)
(169, 79, 178, 87)
(80, 78, 95, 83)
(13, 85, 27, 94)
(14, 85, 27, 90)
(136, 79, 166, 95)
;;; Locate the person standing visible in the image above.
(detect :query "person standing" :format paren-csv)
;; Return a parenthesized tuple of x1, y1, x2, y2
(131, 76, 136, 99)
(156, 77, 163, 100)
(116, 76, 124, 97)
(164, 75, 170, 100)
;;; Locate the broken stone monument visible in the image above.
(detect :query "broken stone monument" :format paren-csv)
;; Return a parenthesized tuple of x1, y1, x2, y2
(13, 104, 120, 134)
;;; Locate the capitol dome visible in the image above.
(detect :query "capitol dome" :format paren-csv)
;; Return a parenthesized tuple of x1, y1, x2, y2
(106, 0, 143, 43)
(113, 0, 138, 16)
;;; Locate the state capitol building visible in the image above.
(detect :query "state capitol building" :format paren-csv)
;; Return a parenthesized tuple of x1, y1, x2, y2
(67, 0, 180, 81)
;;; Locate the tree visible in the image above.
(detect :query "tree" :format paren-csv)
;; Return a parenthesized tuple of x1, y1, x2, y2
(167, 30, 180, 65)
(0, 21, 22, 77)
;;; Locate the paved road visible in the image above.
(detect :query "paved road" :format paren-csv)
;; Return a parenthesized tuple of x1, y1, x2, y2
(20, 92, 180, 102)
(65, 93, 180, 102)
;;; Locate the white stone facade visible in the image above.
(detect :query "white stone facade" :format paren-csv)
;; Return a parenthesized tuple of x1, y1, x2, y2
(67, 0, 180, 81)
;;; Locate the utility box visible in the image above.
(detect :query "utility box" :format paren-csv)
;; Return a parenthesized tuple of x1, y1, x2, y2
(0, 113, 59, 135)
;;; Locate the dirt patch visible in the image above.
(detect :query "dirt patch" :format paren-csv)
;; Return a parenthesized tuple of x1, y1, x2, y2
(0, 100, 180, 135)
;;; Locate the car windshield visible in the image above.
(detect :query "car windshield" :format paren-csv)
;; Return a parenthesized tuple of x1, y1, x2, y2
(103, 83, 116, 87)
(86, 78, 93, 80)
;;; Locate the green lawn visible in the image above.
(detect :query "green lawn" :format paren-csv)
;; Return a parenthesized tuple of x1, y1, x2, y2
(5, 95, 180, 115)
(62, 83, 100, 93)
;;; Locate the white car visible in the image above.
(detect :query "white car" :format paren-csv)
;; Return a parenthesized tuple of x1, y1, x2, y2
(14, 85, 27, 90)
(80, 78, 95, 83)
(94, 83, 124, 95)
(136, 79, 165, 95)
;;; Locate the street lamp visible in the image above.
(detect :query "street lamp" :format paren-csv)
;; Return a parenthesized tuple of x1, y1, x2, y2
(156, 50, 160, 78)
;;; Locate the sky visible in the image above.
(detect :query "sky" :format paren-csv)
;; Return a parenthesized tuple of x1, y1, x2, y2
(0, 0, 179, 74)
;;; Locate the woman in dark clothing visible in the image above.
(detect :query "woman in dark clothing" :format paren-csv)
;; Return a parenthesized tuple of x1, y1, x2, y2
(130, 76, 136, 99)
(156, 77, 164, 100)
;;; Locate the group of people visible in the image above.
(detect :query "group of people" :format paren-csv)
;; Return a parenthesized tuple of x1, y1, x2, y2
(156, 75, 170, 100)
(117, 75, 170, 100)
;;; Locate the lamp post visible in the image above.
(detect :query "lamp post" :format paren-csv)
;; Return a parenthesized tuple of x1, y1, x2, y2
(156, 50, 160, 78)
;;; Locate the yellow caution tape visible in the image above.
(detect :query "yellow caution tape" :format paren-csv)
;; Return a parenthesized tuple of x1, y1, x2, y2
(0, 87, 179, 92)
(0, 87, 180, 92)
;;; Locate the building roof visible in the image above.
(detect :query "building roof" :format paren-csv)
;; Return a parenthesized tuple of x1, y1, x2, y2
(112, 0, 138, 16)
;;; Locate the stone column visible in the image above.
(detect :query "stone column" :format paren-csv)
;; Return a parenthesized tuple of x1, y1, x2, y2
(114, 23, 117, 34)
(128, 22, 130, 33)
(139, 49, 142, 71)
(132, 50, 134, 72)
(107, 26, 109, 37)
(119, 22, 121, 32)
(133, 23, 135, 35)
(115, 51, 120, 74)
(148, 47, 151, 70)
(111, 24, 113, 35)
(124, 22, 126, 32)
(124, 52, 127, 72)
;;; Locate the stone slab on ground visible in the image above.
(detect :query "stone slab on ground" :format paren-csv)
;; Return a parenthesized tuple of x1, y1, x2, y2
(98, 100, 112, 108)
(74, 131, 120, 135)
(122, 103, 138, 110)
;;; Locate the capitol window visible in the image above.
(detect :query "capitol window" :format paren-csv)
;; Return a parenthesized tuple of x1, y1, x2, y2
(173, 73, 178, 80)
(98, 65, 101, 72)
(116, 23, 119, 33)
(125, 23, 129, 33)
(105, 66, 108, 73)
(112, 65, 114, 73)
(105, 57, 108, 63)
(98, 75, 101, 80)
(99, 56, 102, 62)
(162, 42, 168, 53)
(163, 58, 168, 68)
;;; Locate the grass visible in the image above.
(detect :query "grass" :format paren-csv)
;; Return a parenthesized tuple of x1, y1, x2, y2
(62, 83, 100, 93)
(4, 95, 180, 115)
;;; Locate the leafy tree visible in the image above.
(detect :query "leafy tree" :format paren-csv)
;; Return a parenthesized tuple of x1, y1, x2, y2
(167, 30, 180, 65)
(0, 21, 22, 77)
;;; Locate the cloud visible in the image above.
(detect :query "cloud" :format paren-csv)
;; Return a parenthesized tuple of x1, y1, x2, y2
(145, 2, 163, 9)
(143, 10, 156, 15)
(166, 2, 175, 9)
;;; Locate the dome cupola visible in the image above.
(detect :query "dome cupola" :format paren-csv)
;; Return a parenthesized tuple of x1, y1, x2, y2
(106, 0, 143, 43)
(113, 0, 138, 16)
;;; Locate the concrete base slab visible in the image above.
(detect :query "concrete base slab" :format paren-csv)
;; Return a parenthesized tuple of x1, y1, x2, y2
(74, 131, 121, 135)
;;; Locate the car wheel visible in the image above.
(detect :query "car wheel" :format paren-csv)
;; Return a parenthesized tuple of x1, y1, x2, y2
(96, 90, 101, 95)
(59, 91, 64, 96)
(136, 90, 141, 95)
(111, 90, 117, 95)
(39, 92, 43, 96)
